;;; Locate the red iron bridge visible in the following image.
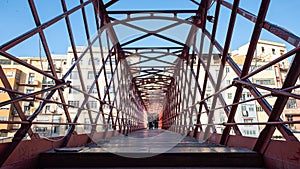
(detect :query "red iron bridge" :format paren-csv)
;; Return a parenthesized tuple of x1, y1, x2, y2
(0, 0, 300, 168)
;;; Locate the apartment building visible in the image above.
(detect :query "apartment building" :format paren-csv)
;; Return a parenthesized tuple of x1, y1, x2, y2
(0, 68, 21, 133)
(54, 46, 139, 134)
(0, 57, 46, 138)
(194, 53, 260, 137)
(189, 40, 293, 138)
(231, 40, 296, 138)
(1, 40, 296, 139)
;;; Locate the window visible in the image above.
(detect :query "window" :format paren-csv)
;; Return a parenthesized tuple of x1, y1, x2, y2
(88, 58, 100, 65)
(6, 72, 14, 78)
(88, 71, 94, 79)
(109, 87, 114, 94)
(220, 117, 226, 123)
(240, 94, 246, 101)
(103, 86, 114, 97)
(226, 66, 230, 73)
(104, 86, 108, 95)
(286, 99, 297, 109)
(241, 106, 248, 118)
(70, 71, 79, 79)
(36, 116, 49, 122)
(28, 73, 35, 84)
(256, 79, 271, 85)
(0, 116, 8, 121)
(0, 59, 11, 65)
(272, 48, 276, 55)
(68, 101, 79, 107)
(84, 118, 91, 130)
(24, 106, 30, 115)
(35, 127, 47, 132)
(106, 72, 112, 80)
(52, 116, 60, 135)
(52, 116, 60, 123)
(103, 104, 109, 109)
(15, 72, 20, 79)
(52, 126, 60, 135)
(226, 80, 231, 85)
(244, 118, 253, 123)
(89, 101, 98, 109)
(26, 89, 34, 94)
(87, 85, 98, 94)
(286, 115, 294, 128)
(249, 106, 254, 111)
(256, 106, 263, 112)
(241, 105, 246, 111)
(261, 46, 265, 53)
(228, 93, 232, 99)
(45, 105, 50, 113)
(205, 94, 211, 103)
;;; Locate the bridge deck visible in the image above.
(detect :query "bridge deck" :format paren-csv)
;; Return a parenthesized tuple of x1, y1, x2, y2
(39, 129, 264, 168)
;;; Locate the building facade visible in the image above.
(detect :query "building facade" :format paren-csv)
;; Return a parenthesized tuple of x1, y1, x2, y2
(231, 40, 296, 138)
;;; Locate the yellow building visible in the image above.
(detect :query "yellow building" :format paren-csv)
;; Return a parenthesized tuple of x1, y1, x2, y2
(0, 68, 21, 132)
(0, 57, 47, 137)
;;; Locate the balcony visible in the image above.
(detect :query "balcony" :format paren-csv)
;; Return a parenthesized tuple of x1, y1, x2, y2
(42, 80, 55, 86)
(18, 80, 39, 86)
(45, 67, 62, 73)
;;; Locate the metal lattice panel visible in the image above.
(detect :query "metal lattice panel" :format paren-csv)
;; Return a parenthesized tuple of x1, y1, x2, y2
(0, 0, 300, 168)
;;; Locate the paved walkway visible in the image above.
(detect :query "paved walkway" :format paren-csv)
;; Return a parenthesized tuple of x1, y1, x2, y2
(83, 129, 253, 154)
(40, 129, 263, 168)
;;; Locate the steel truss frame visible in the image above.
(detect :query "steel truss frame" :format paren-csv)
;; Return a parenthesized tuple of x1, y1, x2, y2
(0, 0, 300, 168)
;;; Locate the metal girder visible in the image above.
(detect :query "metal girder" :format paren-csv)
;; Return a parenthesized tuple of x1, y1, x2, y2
(107, 10, 198, 15)
(221, 1, 300, 47)
(204, 0, 241, 140)
(254, 52, 300, 154)
(194, 0, 221, 137)
(94, 0, 146, 133)
(0, 65, 37, 166)
(220, 0, 270, 145)
(0, 51, 62, 83)
(204, 28, 298, 143)
(1, 1, 300, 168)
(105, 0, 119, 8)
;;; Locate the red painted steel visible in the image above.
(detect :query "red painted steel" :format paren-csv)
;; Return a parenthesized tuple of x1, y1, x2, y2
(0, 0, 300, 169)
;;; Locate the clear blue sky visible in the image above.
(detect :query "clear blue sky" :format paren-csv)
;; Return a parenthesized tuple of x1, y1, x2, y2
(0, 0, 299, 57)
